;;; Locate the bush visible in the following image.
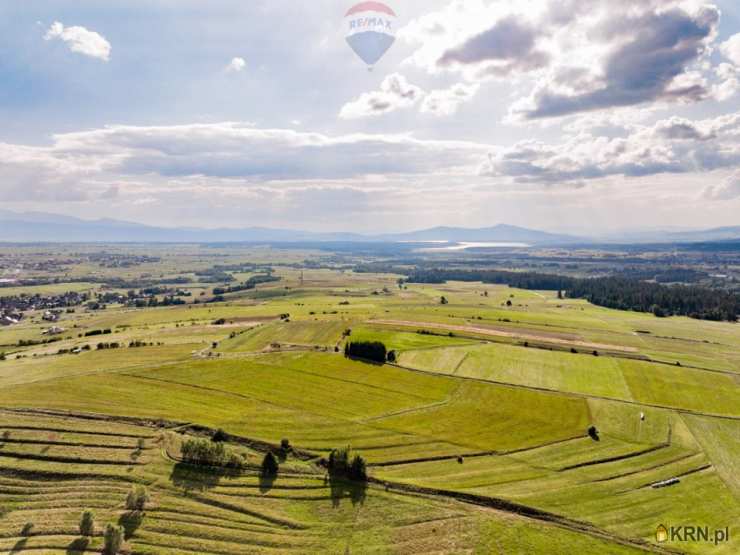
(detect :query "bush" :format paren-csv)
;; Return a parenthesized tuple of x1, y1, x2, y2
(103, 523, 124, 554)
(181, 437, 226, 465)
(212, 428, 227, 442)
(348, 454, 367, 481)
(386, 350, 397, 363)
(0, 352, 5, 361)
(344, 340, 387, 363)
(180, 436, 243, 469)
(261, 452, 279, 477)
(125, 485, 149, 511)
(328, 446, 367, 482)
(79, 509, 95, 536)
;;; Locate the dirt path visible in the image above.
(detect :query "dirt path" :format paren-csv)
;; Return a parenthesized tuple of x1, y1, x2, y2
(368, 319, 638, 353)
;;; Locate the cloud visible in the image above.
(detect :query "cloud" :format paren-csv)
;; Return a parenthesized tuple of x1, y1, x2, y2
(341, 74, 478, 118)
(402, 1, 725, 120)
(437, 15, 549, 77)
(226, 57, 246, 73)
(719, 33, 740, 66)
(421, 82, 480, 116)
(339, 74, 424, 119)
(482, 113, 740, 184)
(702, 172, 740, 201)
(44, 21, 111, 61)
(0, 122, 489, 191)
(509, 5, 719, 120)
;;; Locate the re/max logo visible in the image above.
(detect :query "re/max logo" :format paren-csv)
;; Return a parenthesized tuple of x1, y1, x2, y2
(348, 17, 392, 31)
(658, 524, 730, 545)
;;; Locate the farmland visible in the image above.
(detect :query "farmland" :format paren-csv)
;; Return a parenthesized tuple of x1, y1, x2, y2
(0, 244, 738, 554)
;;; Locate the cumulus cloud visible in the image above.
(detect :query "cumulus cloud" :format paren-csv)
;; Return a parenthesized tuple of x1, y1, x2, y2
(0, 122, 489, 193)
(44, 21, 111, 61)
(341, 74, 479, 118)
(226, 57, 246, 72)
(508, 5, 719, 120)
(437, 15, 548, 77)
(401, 0, 726, 120)
(720, 33, 740, 66)
(339, 74, 424, 119)
(702, 172, 740, 201)
(421, 82, 480, 116)
(482, 113, 740, 184)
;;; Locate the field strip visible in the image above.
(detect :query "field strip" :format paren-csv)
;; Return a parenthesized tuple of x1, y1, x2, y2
(558, 444, 669, 471)
(0, 437, 144, 450)
(632, 464, 713, 491)
(359, 399, 452, 423)
(368, 319, 639, 353)
(589, 452, 700, 483)
(0, 408, 683, 554)
(386, 362, 740, 421)
(372, 479, 681, 554)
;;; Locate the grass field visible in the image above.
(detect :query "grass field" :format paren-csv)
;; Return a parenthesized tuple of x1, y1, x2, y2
(0, 260, 737, 554)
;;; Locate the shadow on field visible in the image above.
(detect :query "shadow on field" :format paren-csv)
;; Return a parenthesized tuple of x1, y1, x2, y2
(119, 510, 144, 539)
(259, 472, 276, 493)
(65, 537, 89, 555)
(10, 538, 27, 554)
(170, 461, 239, 492)
(328, 476, 367, 508)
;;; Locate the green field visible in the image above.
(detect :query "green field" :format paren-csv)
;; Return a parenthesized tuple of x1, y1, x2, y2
(0, 250, 738, 554)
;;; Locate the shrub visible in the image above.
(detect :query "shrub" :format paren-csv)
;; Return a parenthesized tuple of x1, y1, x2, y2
(79, 509, 95, 536)
(125, 485, 149, 511)
(226, 451, 245, 468)
(261, 452, 279, 477)
(104, 523, 124, 554)
(328, 446, 367, 482)
(440, 296, 448, 305)
(180, 436, 243, 469)
(348, 454, 367, 481)
(344, 340, 387, 363)
(386, 350, 397, 363)
(0, 352, 5, 361)
(212, 428, 227, 442)
(181, 437, 226, 465)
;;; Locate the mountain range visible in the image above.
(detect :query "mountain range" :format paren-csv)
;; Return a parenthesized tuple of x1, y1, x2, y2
(1, 210, 739, 245)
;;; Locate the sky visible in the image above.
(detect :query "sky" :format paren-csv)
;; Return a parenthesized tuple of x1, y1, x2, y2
(1, 0, 740, 234)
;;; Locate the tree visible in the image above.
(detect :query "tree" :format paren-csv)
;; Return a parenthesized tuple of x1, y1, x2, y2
(79, 509, 95, 536)
(104, 523, 124, 554)
(212, 428, 227, 442)
(125, 485, 149, 511)
(440, 296, 448, 305)
(261, 452, 279, 477)
(345, 341, 387, 363)
(348, 455, 367, 482)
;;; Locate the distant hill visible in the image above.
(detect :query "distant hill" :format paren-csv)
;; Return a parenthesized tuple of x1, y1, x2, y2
(0, 211, 579, 244)
(379, 224, 579, 244)
(3, 209, 739, 245)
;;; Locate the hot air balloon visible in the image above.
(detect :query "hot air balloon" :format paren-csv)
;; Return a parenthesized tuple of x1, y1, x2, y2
(344, 2, 396, 70)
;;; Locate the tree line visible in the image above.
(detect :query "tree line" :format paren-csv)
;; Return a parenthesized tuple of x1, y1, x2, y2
(404, 269, 739, 322)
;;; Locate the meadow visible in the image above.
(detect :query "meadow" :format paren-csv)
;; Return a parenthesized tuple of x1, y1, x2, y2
(0, 247, 737, 554)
